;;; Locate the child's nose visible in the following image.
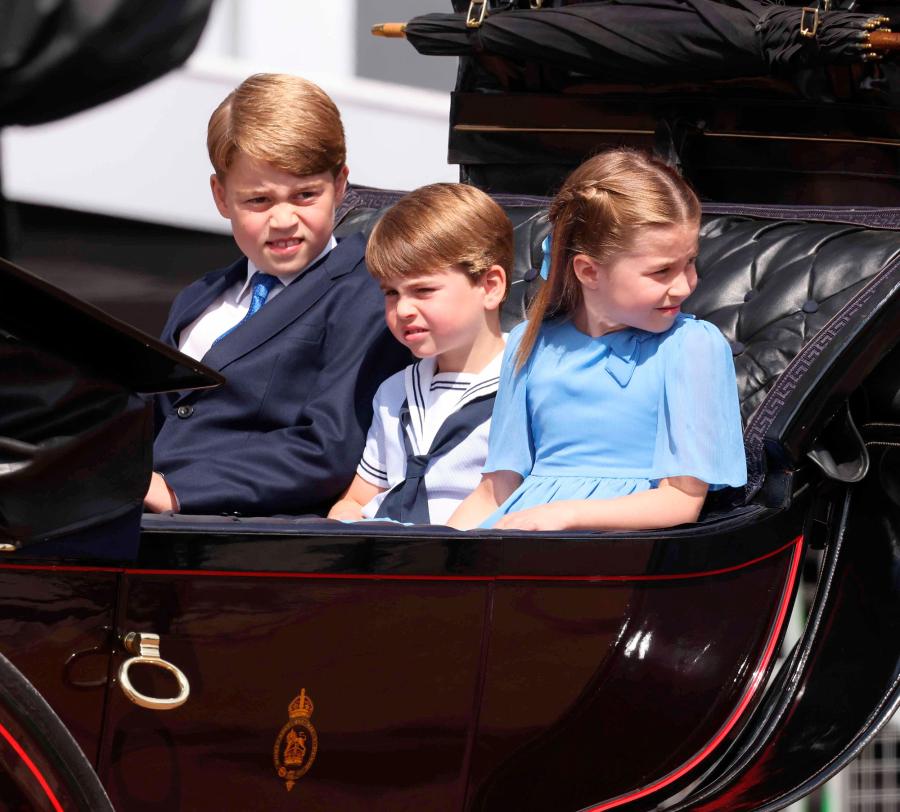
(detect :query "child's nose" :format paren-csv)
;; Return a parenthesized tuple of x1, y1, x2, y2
(669, 270, 695, 299)
(395, 296, 415, 318)
(269, 205, 298, 229)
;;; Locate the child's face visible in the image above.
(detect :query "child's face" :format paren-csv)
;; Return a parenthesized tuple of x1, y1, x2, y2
(380, 266, 505, 373)
(576, 223, 699, 335)
(211, 154, 348, 277)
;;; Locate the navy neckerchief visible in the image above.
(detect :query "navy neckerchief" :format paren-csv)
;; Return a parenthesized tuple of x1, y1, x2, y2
(375, 393, 496, 524)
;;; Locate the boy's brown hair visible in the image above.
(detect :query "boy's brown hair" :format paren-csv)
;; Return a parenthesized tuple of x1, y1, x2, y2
(366, 183, 513, 297)
(207, 73, 346, 179)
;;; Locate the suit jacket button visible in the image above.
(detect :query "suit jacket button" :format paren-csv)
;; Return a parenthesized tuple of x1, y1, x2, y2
(176, 405, 194, 419)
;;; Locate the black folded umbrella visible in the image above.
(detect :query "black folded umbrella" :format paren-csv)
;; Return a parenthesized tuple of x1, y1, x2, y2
(401, 0, 894, 82)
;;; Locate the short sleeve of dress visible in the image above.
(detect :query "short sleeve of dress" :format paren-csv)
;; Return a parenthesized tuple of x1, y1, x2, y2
(483, 322, 535, 478)
(357, 381, 390, 488)
(653, 319, 747, 490)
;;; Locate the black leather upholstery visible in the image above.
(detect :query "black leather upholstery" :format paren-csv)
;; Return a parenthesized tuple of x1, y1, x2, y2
(336, 187, 900, 501)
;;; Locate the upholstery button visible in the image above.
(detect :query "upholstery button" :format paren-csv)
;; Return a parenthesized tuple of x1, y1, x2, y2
(730, 341, 745, 356)
(523, 267, 539, 282)
(176, 405, 194, 419)
(802, 299, 819, 314)
(743, 290, 755, 302)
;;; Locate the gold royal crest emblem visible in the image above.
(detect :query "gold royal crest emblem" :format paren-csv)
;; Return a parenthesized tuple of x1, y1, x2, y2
(273, 688, 318, 791)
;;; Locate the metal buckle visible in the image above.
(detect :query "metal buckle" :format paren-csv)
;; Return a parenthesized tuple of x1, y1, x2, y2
(467, 0, 488, 28)
(800, 6, 819, 38)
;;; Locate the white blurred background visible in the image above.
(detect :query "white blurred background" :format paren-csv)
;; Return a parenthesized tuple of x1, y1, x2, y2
(1, 0, 459, 234)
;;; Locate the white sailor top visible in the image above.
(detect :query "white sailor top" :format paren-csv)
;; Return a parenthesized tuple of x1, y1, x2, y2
(357, 349, 504, 525)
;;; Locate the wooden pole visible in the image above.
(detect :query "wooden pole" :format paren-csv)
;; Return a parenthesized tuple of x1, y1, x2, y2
(868, 30, 900, 53)
(371, 23, 408, 38)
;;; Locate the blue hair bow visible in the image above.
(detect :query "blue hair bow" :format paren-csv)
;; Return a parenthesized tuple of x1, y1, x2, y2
(539, 235, 552, 280)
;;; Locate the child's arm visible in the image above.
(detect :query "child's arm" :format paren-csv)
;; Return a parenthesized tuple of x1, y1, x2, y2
(153, 264, 409, 517)
(491, 476, 708, 532)
(144, 472, 179, 513)
(328, 475, 386, 521)
(447, 470, 523, 530)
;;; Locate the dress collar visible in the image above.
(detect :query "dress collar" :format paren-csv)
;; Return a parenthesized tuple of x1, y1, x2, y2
(561, 314, 694, 387)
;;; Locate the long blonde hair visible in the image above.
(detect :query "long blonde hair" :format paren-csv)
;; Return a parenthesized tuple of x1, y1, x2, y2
(516, 149, 701, 369)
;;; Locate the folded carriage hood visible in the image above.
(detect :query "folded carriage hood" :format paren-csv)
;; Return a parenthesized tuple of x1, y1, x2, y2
(0, 256, 222, 548)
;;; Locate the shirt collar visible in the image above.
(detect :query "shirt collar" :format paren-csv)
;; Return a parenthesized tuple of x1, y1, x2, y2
(236, 235, 337, 302)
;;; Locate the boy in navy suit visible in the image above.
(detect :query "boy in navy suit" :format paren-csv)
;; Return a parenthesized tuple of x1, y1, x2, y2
(145, 74, 407, 516)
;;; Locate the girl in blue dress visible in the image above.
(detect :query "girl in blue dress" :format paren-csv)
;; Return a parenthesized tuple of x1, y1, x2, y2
(449, 149, 746, 531)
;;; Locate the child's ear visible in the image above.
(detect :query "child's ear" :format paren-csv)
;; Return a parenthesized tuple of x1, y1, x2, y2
(572, 254, 602, 288)
(333, 165, 350, 207)
(210, 174, 230, 218)
(482, 264, 507, 310)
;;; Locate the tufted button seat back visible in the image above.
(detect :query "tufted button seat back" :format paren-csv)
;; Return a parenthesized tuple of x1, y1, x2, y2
(337, 188, 900, 500)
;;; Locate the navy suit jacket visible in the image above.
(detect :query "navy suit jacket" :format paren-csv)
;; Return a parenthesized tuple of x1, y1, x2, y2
(153, 233, 409, 516)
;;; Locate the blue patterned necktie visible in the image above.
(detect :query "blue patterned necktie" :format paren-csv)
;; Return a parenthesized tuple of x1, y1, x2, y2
(213, 272, 280, 345)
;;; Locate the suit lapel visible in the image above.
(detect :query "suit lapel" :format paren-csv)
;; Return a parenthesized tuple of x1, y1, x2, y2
(200, 233, 366, 373)
(166, 258, 247, 345)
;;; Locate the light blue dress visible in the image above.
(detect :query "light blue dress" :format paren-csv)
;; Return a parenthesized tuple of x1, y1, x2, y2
(480, 314, 747, 528)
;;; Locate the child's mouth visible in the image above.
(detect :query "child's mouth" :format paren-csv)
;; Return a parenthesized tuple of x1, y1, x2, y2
(657, 306, 680, 316)
(404, 327, 428, 340)
(268, 238, 302, 254)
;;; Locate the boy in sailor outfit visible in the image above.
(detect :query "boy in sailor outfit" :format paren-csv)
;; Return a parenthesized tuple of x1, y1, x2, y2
(328, 184, 512, 525)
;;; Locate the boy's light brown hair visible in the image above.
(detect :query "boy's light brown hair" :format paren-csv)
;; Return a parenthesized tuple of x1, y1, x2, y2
(207, 73, 345, 179)
(366, 183, 513, 297)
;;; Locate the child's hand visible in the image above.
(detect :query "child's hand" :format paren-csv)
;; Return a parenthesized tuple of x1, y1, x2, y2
(327, 502, 364, 521)
(493, 502, 576, 531)
(327, 475, 384, 522)
(494, 478, 708, 532)
(144, 472, 179, 513)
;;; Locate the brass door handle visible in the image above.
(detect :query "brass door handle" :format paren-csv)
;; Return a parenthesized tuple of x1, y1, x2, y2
(118, 632, 190, 710)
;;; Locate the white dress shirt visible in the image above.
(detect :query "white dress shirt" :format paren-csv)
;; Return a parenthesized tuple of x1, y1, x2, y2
(177, 236, 337, 362)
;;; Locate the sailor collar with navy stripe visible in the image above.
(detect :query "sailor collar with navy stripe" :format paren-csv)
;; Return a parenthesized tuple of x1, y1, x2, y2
(402, 351, 503, 455)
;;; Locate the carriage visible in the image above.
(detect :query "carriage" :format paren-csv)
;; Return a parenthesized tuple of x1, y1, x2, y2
(1, 2, 899, 810)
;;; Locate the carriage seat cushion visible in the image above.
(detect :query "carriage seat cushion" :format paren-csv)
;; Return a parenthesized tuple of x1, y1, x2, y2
(336, 187, 900, 502)
(337, 188, 899, 424)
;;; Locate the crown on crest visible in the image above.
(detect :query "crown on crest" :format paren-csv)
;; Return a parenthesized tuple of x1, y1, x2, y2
(288, 688, 314, 720)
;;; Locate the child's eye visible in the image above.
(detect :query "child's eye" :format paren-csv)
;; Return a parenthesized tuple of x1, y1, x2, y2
(245, 197, 268, 205)
(295, 191, 317, 201)
(382, 289, 398, 298)
(416, 287, 437, 295)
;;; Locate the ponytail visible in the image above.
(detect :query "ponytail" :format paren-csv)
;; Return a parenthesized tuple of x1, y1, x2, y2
(515, 195, 584, 370)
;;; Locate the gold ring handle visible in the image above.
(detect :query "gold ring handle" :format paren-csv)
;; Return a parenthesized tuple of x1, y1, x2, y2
(118, 632, 190, 711)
